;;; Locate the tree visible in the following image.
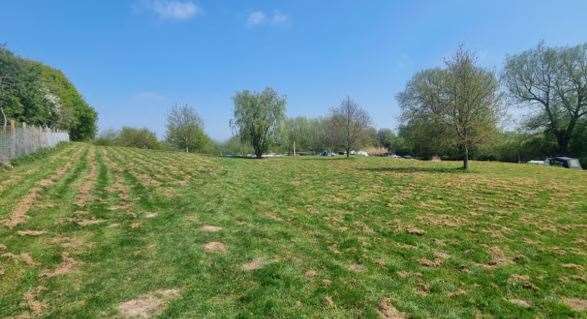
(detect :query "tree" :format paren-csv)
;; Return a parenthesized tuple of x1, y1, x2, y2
(398, 49, 501, 170)
(377, 128, 396, 153)
(504, 43, 587, 155)
(328, 97, 371, 158)
(231, 88, 286, 159)
(166, 104, 209, 153)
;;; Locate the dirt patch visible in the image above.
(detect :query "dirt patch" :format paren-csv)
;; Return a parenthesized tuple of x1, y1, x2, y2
(486, 246, 510, 267)
(509, 298, 532, 308)
(304, 270, 317, 278)
(562, 263, 583, 271)
(17, 230, 47, 236)
(144, 213, 158, 219)
(118, 289, 180, 319)
(348, 263, 366, 273)
(242, 258, 266, 271)
(2, 252, 38, 266)
(200, 225, 222, 233)
(508, 274, 537, 290)
(3, 189, 40, 228)
(406, 227, 425, 236)
(3, 150, 81, 228)
(42, 253, 78, 277)
(563, 298, 587, 311)
(202, 241, 227, 253)
(23, 286, 47, 317)
(419, 252, 449, 267)
(377, 298, 405, 319)
(324, 296, 335, 307)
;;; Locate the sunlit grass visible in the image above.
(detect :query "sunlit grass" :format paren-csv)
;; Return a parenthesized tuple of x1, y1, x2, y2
(0, 143, 585, 318)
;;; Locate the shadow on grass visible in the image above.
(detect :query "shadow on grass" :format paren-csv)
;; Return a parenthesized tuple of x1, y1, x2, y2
(360, 166, 467, 174)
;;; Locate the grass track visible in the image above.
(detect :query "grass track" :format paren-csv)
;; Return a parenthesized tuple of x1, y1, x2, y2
(0, 143, 585, 318)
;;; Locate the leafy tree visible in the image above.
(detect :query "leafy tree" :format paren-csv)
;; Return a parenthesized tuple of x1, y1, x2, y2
(398, 49, 501, 169)
(0, 46, 97, 140)
(504, 43, 587, 155)
(377, 128, 396, 152)
(166, 104, 209, 153)
(231, 88, 286, 158)
(328, 96, 371, 157)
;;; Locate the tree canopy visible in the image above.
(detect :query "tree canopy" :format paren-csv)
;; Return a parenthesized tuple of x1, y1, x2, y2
(398, 49, 501, 169)
(504, 42, 587, 155)
(231, 88, 286, 158)
(0, 46, 97, 140)
(165, 104, 210, 153)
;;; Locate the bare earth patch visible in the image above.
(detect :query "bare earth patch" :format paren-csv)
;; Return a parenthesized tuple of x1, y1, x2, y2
(17, 230, 47, 236)
(304, 270, 317, 278)
(2, 252, 38, 266)
(23, 286, 47, 317)
(242, 258, 266, 271)
(406, 227, 425, 236)
(486, 246, 511, 267)
(199, 225, 222, 232)
(118, 289, 180, 319)
(348, 263, 366, 273)
(419, 252, 449, 267)
(509, 298, 532, 308)
(202, 241, 227, 253)
(563, 298, 587, 311)
(377, 298, 405, 319)
(42, 253, 78, 277)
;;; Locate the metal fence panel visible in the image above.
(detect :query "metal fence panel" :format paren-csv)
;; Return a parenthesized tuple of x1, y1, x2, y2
(0, 124, 69, 163)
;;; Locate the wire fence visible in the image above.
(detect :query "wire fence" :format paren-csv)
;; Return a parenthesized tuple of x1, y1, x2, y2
(0, 122, 69, 163)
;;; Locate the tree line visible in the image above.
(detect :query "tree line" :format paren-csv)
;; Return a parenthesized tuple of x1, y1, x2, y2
(0, 46, 97, 140)
(95, 41, 586, 169)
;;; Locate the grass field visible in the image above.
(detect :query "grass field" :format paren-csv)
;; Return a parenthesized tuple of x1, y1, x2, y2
(0, 143, 586, 318)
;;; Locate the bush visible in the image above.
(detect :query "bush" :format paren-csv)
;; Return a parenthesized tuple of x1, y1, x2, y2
(116, 127, 160, 149)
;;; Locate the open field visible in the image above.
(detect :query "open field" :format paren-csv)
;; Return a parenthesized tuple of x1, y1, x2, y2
(0, 143, 586, 318)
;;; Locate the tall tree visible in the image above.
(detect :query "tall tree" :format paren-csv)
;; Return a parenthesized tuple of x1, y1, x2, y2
(166, 104, 208, 152)
(328, 97, 371, 158)
(231, 88, 286, 159)
(398, 49, 501, 169)
(377, 128, 396, 153)
(504, 43, 587, 155)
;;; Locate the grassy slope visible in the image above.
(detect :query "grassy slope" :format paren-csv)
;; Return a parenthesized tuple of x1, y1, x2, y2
(0, 143, 585, 318)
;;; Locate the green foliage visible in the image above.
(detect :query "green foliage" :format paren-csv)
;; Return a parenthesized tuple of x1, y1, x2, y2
(93, 127, 160, 149)
(398, 49, 501, 168)
(376, 128, 396, 152)
(504, 43, 587, 154)
(116, 127, 160, 149)
(232, 88, 286, 158)
(0, 46, 97, 140)
(165, 105, 211, 153)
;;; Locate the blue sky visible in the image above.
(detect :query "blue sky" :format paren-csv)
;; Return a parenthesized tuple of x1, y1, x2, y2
(2, 1, 586, 140)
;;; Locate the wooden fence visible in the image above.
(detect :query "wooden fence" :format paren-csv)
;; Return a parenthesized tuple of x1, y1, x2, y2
(0, 121, 69, 163)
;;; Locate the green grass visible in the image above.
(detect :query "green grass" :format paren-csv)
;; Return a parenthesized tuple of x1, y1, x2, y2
(0, 143, 585, 318)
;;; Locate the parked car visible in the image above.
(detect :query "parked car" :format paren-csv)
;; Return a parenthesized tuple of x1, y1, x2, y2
(545, 157, 582, 169)
(356, 150, 369, 157)
(527, 160, 545, 165)
(320, 151, 336, 157)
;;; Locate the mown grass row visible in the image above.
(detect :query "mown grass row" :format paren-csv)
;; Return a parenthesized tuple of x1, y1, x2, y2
(0, 144, 585, 318)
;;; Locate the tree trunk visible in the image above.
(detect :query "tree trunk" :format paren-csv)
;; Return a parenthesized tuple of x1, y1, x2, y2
(463, 146, 469, 170)
(255, 148, 263, 159)
(346, 147, 350, 158)
(556, 134, 570, 155)
(293, 141, 296, 156)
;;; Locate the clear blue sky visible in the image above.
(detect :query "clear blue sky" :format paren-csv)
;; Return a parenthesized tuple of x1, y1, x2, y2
(2, 1, 586, 140)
